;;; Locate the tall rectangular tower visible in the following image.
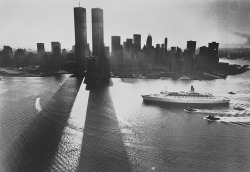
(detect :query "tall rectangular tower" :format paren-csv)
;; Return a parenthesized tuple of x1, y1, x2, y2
(37, 43, 45, 55)
(187, 41, 196, 55)
(133, 34, 141, 53)
(74, 7, 87, 70)
(164, 38, 168, 52)
(92, 8, 104, 68)
(111, 36, 121, 54)
(51, 42, 61, 55)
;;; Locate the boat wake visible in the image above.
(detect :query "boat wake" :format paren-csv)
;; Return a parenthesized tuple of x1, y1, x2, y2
(35, 97, 42, 113)
(194, 108, 250, 126)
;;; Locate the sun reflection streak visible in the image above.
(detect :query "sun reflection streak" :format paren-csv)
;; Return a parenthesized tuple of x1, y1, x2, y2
(49, 81, 89, 171)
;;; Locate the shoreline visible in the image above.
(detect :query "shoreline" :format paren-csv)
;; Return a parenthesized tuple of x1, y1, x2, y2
(0, 67, 71, 77)
(1, 64, 249, 80)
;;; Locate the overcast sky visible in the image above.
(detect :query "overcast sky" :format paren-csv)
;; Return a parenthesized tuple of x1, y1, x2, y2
(0, 0, 250, 51)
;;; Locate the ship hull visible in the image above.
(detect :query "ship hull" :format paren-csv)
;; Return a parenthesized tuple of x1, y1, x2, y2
(142, 96, 230, 104)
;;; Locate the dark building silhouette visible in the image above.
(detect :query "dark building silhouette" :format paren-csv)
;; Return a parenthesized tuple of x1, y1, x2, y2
(51, 42, 61, 55)
(164, 37, 168, 52)
(155, 44, 161, 63)
(111, 36, 121, 54)
(208, 42, 219, 66)
(92, 8, 104, 69)
(123, 42, 127, 54)
(197, 42, 220, 71)
(187, 41, 196, 55)
(111, 36, 123, 69)
(53, 46, 61, 56)
(37, 43, 45, 55)
(133, 34, 141, 53)
(0, 46, 12, 66)
(146, 34, 152, 48)
(171, 47, 176, 53)
(182, 49, 193, 72)
(61, 48, 67, 56)
(14, 48, 26, 66)
(198, 46, 209, 70)
(199, 46, 208, 56)
(104, 46, 110, 58)
(126, 39, 133, 52)
(74, 7, 88, 72)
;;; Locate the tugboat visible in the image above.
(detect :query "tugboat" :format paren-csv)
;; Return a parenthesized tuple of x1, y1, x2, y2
(233, 106, 245, 111)
(204, 115, 220, 121)
(228, 91, 236, 95)
(184, 107, 197, 113)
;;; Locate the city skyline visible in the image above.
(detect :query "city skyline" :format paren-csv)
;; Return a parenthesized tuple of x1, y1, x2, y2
(1, 0, 250, 51)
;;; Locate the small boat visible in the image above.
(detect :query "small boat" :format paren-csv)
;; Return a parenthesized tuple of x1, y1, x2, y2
(204, 115, 220, 121)
(180, 76, 191, 80)
(228, 91, 236, 95)
(184, 107, 197, 112)
(233, 106, 245, 111)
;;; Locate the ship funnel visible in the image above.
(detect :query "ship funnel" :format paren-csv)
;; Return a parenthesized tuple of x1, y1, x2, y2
(191, 85, 194, 92)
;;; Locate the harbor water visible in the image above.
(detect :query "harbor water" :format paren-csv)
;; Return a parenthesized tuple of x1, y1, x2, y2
(0, 59, 250, 172)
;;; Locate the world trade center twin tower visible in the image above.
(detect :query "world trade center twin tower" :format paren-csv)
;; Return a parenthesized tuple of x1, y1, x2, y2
(74, 7, 104, 75)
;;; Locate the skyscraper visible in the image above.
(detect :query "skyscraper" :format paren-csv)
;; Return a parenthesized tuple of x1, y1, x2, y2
(111, 36, 121, 54)
(182, 49, 193, 72)
(37, 43, 45, 55)
(126, 39, 133, 52)
(92, 8, 104, 68)
(74, 7, 88, 71)
(111, 36, 123, 69)
(187, 41, 196, 55)
(164, 38, 168, 52)
(146, 34, 152, 48)
(208, 42, 219, 67)
(51, 42, 61, 55)
(104, 46, 110, 58)
(133, 34, 141, 53)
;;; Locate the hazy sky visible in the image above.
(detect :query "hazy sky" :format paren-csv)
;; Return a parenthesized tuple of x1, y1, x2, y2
(0, 0, 250, 51)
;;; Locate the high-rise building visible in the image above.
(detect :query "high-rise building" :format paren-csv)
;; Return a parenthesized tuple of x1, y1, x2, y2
(208, 42, 219, 54)
(164, 38, 168, 52)
(146, 34, 152, 48)
(199, 46, 208, 56)
(171, 47, 176, 53)
(104, 46, 110, 58)
(133, 34, 141, 53)
(51, 42, 61, 55)
(208, 42, 219, 66)
(72, 45, 75, 53)
(182, 49, 193, 72)
(187, 41, 196, 55)
(198, 46, 209, 70)
(111, 36, 121, 54)
(126, 39, 133, 52)
(0, 46, 12, 66)
(37, 43, 45, 55)
(92, 8, 104, 68)
(74, 7, 88, 71)
(111, 36, 123, 69)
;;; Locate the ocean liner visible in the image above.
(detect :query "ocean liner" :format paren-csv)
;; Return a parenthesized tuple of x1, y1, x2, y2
(142, 86, 230, 104)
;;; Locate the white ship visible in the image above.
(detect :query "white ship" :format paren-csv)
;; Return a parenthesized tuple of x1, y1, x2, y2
(142, 86, 230, 104)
